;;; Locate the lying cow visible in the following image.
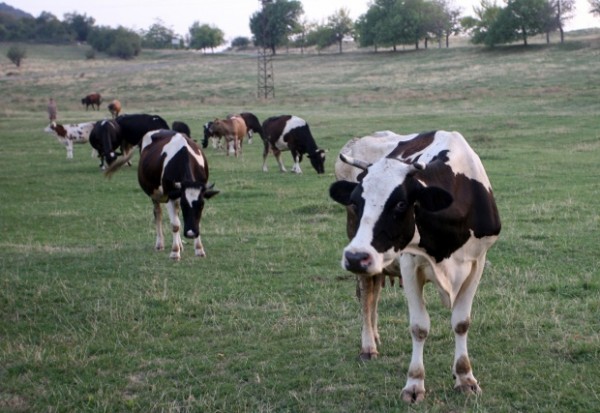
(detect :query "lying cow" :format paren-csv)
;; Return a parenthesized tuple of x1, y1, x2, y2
(81, 93, 102, 111)
(44, 121, 95, 159)
(261, 115, 326, 174)
(211, 116, 247, 157)
(138, 130, 219, 260)
(330, 130, 501, 403)
(335, 131, 407, 361)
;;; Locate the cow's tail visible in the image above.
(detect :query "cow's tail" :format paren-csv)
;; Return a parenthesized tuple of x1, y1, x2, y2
(104, 147, 136, 178)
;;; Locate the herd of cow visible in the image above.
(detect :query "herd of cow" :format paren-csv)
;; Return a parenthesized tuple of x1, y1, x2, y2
(43, 101, 501, 403)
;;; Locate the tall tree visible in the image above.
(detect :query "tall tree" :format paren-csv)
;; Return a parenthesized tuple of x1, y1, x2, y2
(249, 0, 303, 54)
(327, 8, 354, 53)
(550, 0, 575, 43)
(188, 22, 224, 52)
(63, 12, 95, 42)
(142, 19, 175, 49)
(591, 0, 600, 15)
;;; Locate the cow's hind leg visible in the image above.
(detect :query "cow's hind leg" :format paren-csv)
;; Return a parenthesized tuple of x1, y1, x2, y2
(153, 201, 164, 251)
(274, 149, 287, 172)
(358, 274, 384, 360)
(166, 200, 183, 260)
(451, 258, 485, 394)
(262, 140, 270, 172)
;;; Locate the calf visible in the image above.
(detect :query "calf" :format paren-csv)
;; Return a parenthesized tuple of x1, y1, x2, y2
(138, 130, 219, 260)
(335, 131, 407, 361)
(211, 116, 247, 157)
(330, 130, 501, 403)
(107, 99, 122, 118)
(81, 93, 102, 111)
(44, 121, 95, 159)
(261, 115, 325, 174)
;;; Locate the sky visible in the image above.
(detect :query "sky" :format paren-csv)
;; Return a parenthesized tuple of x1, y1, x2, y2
(14, 0, 600, 41)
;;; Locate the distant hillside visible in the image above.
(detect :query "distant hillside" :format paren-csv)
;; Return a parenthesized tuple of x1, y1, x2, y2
(0, 2, 33, 19)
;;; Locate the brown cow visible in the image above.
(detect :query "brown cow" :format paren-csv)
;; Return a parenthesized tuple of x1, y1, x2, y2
(107, 99, 122, 118)
(211, 116, 247, 157)
(81, 93, 102, 111)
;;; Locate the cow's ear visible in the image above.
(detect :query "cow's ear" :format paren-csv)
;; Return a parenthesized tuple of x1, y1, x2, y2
(416, 186, 453, 212)
(329, 181, 357, 206)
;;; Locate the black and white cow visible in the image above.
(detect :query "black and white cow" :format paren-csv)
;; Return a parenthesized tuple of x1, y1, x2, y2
(44, 121, 95, 159)
(329, 130, 501, 403)
(261, 115, 326, 174)
(171, 121, 192, 139)
(90, 113, 169, 175)
(138, 130, 219, 260)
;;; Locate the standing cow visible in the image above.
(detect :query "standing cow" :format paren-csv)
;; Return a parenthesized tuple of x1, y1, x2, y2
(236, 112, 264, 145)
(329, 130, 501, 403)
(107, 99, 122, 118)
(81, 93, 102, 111)
(335, 131, 407, 362)
(211, 116, 247, 157)
(261, 115, 326, 174)
(138, 130, 219, 260)
(44, 121, 95, 159)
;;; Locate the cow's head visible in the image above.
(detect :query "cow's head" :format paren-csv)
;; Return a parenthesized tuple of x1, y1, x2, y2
(309, 149, 327, 174)
(329, 156, 452, 275)
(169, 182, 219, 239)
(202, 122, 213, 148)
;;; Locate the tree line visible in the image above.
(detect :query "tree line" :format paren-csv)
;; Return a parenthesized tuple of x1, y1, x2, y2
(1, 0, 599, 61)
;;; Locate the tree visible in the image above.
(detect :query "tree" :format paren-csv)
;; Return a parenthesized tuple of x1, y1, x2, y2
(461, 0, 503, 46)
(249, 0, 303, 54)
(231, 36, 251, 48)
(63, 12, 95, 42)
(327, 8, 354, 53)
(188, 22, 225, 52)
(88, 25, 141, 59)
(591, 0, 600, 14)
(142, 19, 175, 49)
(6, 44, 26, 67)
(505, 0, 556, 46)
(549, 0, 575, 43)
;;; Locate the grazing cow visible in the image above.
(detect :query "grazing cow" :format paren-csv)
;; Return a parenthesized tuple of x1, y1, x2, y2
(107, 99, 122, 118)
(44, 121, 95, 159)
(81, 93, 102, 111)
(335, 131, 407, 362)
(172, 121, 192, 139)
(89, 119, 121, 170)
(90, 113, 169, 175)
(329, 130, 501, 403)
(235, 112, 264, 145)
(138, 130, 219, 260)
(261, 115, 326, 174)
(201, 121, 214, 149)
(211, 116, 247, 157)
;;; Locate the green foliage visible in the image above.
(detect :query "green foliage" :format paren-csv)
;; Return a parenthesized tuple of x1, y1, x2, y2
(63, 12, 95, 42)
(188, 22, 225, 52)
(6, 43, 25, 67)
(249, 0, 303, 54)
(88, 26, 141, 59)
(231, 36, 251, 48)
(142, 20, 176, 49)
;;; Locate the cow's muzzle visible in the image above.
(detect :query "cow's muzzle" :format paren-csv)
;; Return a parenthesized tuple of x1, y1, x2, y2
(344, 251, 373, 274)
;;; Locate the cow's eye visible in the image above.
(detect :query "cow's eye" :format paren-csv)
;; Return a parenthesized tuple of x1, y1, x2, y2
(394, 201, 407, 214)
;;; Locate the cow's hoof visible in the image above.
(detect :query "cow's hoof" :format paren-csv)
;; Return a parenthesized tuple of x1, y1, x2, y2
(454, 382, 481, 395)
(401, 386, 425, 404)
(169, 253, 181, 260)
(195, 250, 206, 258)
(359, 350, 378, 361)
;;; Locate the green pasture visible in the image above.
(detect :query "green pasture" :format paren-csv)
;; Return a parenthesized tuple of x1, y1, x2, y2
(0, 33, 599, 412)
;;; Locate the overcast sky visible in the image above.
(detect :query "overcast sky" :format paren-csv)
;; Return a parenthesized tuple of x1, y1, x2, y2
(14, 0, 600, 41)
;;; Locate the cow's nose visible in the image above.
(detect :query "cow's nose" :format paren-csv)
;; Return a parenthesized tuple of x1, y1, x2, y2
(344, 251, 372, 273)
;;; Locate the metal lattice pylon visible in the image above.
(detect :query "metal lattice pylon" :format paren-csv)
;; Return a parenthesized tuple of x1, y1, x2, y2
(257, 47, 274, 99)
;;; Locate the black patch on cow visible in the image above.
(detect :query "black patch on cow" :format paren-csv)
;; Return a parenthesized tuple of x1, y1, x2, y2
(116, 114, 169, 146)
(386, 131, 436, 160)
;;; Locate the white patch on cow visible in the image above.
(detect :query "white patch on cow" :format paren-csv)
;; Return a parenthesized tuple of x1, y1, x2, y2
(274, 116, 306, 150)
(184, 187, 201, 207)
(162, 134, 205, 168)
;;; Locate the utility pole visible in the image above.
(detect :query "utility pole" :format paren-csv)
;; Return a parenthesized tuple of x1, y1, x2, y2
(258, 0, 275, 99)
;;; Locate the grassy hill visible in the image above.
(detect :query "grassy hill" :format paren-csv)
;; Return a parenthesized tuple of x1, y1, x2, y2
(0, 36, 599, 412)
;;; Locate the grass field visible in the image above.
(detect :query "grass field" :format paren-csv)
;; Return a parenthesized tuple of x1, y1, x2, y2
(0, 32, 599, 412)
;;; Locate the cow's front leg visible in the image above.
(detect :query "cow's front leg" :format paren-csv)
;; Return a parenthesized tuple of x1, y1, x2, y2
(291, 152, 302, 174)
(166, 200, 183, 260)
(153, 201, 164, 251)
(400, 257, 429, 403)
(194, 234, 206, 257)
(451, 259, 485, 394)
(358, 274, 384, 360)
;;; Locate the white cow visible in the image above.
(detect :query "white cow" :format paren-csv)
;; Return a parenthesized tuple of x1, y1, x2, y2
(44, 121, 95, 159)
